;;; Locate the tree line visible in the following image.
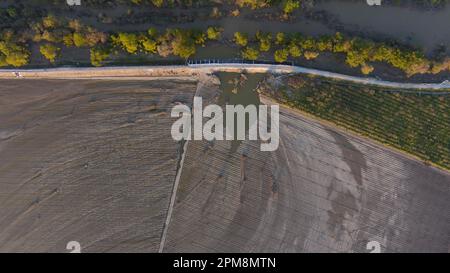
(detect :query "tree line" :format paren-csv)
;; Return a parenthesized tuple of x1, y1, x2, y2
(0, 14, 449, 77)
(234, 31, 450, 76)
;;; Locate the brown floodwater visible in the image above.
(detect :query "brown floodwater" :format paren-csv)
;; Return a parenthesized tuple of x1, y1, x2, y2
(316, 1, 450, 54)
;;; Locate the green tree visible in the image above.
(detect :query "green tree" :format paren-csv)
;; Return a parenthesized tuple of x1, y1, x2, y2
(345, 51, 366, 67)
(360, 63, 374, 75)
(85, 29, 108, 47)
(237, 0, 270, 9)
(241, 47, 259, 60)
(332, 32, 351, 53)
(6, 7, 17, 18)
(171, 29, 196, 58)
(90, 47, 110, 67)
(140, 36, 157, 53)
(0, 41, 30, 67)
(68, 19, 83, 32)
(274, 48, 289, 63)
(275, 32, 286, 45)
(148, 27, 158, 38)
(234, 32, 248, 47)
(156, 31, 173, 57)
(73, 32, 87, 47)
(40, 43, 60, 63)
(256, 31, 271, 52)
(5, 52, 29, 67)
(299, 36, 316, 50)
(63, 34, 74, 47)
(304, 51, 319, 60)
(41, 30, 59, 43)
(0, 54, 7, 67)
(283, 0, 300, 14)
(193, 31, 207, 46)
(288, 42, 301, 57)
(42, 15, 58, 29)
(116, 32, 139, 54)
(151, 0, 164, 7)
(316, 36, 333, 51)
(431, 58, 450, 74)
(206, 27, 222, 40)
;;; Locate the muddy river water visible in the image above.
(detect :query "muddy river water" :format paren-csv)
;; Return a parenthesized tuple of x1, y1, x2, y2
(316, 1, 450, 54)
(162, 1, 450, 55)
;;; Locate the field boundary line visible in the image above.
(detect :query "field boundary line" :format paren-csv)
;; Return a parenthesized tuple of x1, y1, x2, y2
(158, 140, 189, 253)
(260, 94, 450, 174)
(1, 62, 450, 90)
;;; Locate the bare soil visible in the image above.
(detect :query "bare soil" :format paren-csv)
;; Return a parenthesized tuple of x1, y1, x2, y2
(0, 78, 197, 252)
(162, 75, 450, 253)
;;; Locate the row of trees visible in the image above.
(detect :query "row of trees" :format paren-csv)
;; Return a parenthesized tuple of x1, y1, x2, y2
(0, 14, 448, 77)
(0, 30, 30, 67)
(0, 13, 223, 67)
(127, 0, 301, 14)
(234, 31, 448, 76)
(30, 16, 106, 64)
(90, 25, 221, 66)
(31, 16, 108, 47)
(129, 0, 165, 7)
(106, 26, 221, 65)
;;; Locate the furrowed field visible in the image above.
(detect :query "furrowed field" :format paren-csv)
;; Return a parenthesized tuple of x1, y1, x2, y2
(261, 75, 450, 170)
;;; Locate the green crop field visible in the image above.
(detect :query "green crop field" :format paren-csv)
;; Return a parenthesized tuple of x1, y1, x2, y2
(263, 75, 450, 170)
